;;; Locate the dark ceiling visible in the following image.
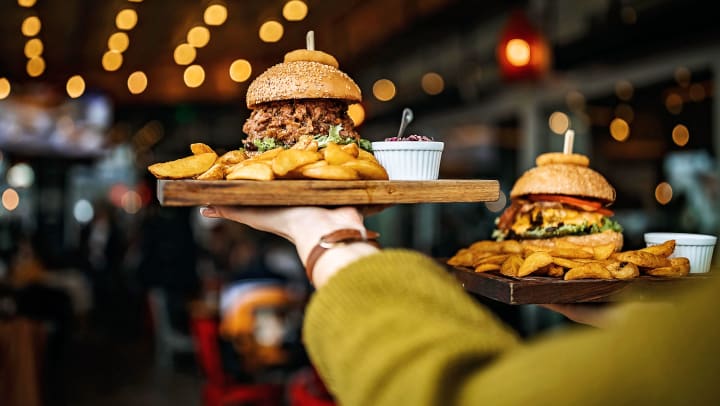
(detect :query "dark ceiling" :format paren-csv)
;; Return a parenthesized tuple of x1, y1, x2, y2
(0, 0, 466, 105)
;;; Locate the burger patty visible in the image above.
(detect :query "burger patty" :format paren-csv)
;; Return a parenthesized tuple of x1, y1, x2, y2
(242, 99, 359, 150)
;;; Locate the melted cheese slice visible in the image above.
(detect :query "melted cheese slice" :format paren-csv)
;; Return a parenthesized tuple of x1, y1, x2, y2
(511, 206, 604, 235)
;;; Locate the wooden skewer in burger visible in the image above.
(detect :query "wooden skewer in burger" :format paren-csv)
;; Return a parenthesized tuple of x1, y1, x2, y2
(242, 31, 370, 154)
(493, 130, 624, 252)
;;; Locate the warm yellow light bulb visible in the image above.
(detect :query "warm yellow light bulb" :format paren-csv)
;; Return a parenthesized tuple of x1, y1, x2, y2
(24, 38, 43, 58)
(116, 9, 138, 30)
(610, 118, 630, 142)
(127, 71, 148, 94)
(505, 38, 530, 67)
(204, 4, 228, 26)
(2, 188, 20, 211)
(18, 0, 37, 7)
(548, 111, 570, 135)
(229, 59, 252, 82)
(283, 1, 308, 21)
(655, 182, 673, 205)
(187, 26, 211, 48)
(102, 51, 123, 71)
(259, 21, 284, 43)
(108, 32, 130, 52)
(66, 75, 86, 99)
(26, 56, 45, 77)
(421, 72, 444, 95)
(672, 124, 689, 147)
(21, 16, 41, 37)
(0, 78, 10, 100)
(174, 43, 197, 66)
(184, 65, 205, 88)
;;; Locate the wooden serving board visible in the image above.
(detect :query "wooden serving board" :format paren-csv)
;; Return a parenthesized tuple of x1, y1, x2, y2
(448, 265, 712, 304)
(157, 179, 499, 206)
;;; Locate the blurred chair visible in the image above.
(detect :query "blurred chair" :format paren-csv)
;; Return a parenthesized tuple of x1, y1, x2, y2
(147, 288, 195, 369)
(192, 317, 283, 406)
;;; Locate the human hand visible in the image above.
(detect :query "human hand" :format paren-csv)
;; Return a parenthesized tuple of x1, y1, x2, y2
(539, 303, 614, 328)
(201, 206, 379, 287)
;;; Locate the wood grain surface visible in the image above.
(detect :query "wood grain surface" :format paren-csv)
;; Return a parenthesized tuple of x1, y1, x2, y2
(157, 179, 500, 206)
(448, 265, 713, 304)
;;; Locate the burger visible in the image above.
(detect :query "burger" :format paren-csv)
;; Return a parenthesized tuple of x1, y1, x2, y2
(492, 153, 624, 251)
(242, 50, 371, 154)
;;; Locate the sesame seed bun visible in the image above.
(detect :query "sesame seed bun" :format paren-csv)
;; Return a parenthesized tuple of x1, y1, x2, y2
(510, 163, 616, 203)
(246, 61, 362, 108)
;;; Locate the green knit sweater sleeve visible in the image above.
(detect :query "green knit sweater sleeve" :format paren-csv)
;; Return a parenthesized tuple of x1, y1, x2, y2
(303, 249, 720, 406)
(303, 249, 522, 405)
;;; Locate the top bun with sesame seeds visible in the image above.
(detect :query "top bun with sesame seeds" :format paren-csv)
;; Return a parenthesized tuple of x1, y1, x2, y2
(245, 60, 362, 108)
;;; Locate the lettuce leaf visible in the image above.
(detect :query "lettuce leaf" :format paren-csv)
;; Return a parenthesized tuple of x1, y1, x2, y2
(314, 125, 373, 152)
(253, 137, 284, 153)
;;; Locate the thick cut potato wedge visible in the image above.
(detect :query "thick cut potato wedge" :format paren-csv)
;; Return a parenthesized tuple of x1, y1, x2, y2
(190, 143, 215, 155)
(226, 162, 275, 181)
(341, 159, 389, 180)
(272, 150, 322, 176)
(323, 142, 355, 165)
(148, 152, 217, 179)
(196, 162, 226, 180)
(302, 165, 359, 180)
(217, 149, 247, 165)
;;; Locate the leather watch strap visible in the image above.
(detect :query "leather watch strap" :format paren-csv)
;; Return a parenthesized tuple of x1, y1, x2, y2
(305, 228, 380, 283)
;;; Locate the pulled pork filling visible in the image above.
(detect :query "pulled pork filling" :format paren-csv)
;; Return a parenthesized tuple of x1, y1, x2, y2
(242, 99, 359, 151)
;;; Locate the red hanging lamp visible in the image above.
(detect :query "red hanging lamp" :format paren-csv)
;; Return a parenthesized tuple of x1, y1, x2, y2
(496, 8, 552, 82)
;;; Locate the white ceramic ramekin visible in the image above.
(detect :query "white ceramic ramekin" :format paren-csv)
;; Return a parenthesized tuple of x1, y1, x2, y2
(371, 141, 444, 180)
(644, 232, 717, 273)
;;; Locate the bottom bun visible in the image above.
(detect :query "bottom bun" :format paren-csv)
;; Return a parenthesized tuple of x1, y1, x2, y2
(519, 230, 624, 252)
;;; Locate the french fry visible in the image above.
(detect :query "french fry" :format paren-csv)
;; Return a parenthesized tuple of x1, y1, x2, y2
(469, 240, 504, 253)
(640, 240, 676, 258)
(291, 135, 319, 152)
(226, 162, 275, 181)
(255, 147, 284, 161)
(564, 263, 612, 280)
(613, 251, 671, 269)
(271, 150, 322, 176)
(475, 254, 509, 266)
(302, 165, 359, 180)
(341, 159, 389, 180)
(148, 152, 217, 179)
(500, 255, 523, 277)
(322, 142, 355, 165)
(552, 257, 584, 270)
(474, 263, 501, 273)
(610, 262, 639, 279)
(217, 149, 247, 165)
(190, 143, 215, 155)
(499, 240, 523, 254)
(518, 252, 553, 277)
(548, 247, 594, 259)
(357, 149, 379, 163)
(593, 243, 617, 260)
(670, 257, 691, 275)
(340, 142, 360, 158)
(196, 162, 226, 180)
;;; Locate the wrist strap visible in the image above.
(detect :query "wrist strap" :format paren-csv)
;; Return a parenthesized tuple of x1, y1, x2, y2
(305, 228, 380, 283)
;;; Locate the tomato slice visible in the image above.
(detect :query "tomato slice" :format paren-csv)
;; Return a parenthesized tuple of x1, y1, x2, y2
(528, 194, 614, 216)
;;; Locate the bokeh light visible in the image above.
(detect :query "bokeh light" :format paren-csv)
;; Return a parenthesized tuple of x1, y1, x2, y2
(421, 72, 444, 95)
(204, 4, 228, 26)
(259, 21, 284, 42)
(116, 9, 138, 30)
(347, 103, 365, 127)
(108, 32, 130, 52)
(485, 191, 507, 213)
(21, 16, 41, 37)
(548, 111, 570, 135)
(102, 51, 123, 71)
(187, 26, 210, 48)
(665, 92, 683, 114)
(73, 199, 94, 224)
(229, 59, 252, 82)
(24, 38, 43, 58)
(566, 90, 586, 111)
(674, 67, 691, 87)
(655, 182, 673, 205)
(174, 43, 197, 65)
(2, 188, 19, 211)
(610, 118, 630, 141)
(18, 0, 37, 7)
(7, 163, 34, 188)
(127, 71, 148, 94)
(372, 79, 396, 102)
(121, 190, 142, 214)
(672, 124, 689, 147)
(26, 56, 45, 77)
(0, 78, 10, 100)
(614, 103, 634, 123)
(615, 80, 634, 101)
(688, 83, 705, 102)
(283, 1, 308, 21)
(621, 6, 637, 24)
(505, 38, 530, 67)
(66, 75, 86, 99)
(184, 65, 205, 88)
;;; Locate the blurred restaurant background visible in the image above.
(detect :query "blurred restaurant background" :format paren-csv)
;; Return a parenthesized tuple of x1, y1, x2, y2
(0, 0, 718, 405)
